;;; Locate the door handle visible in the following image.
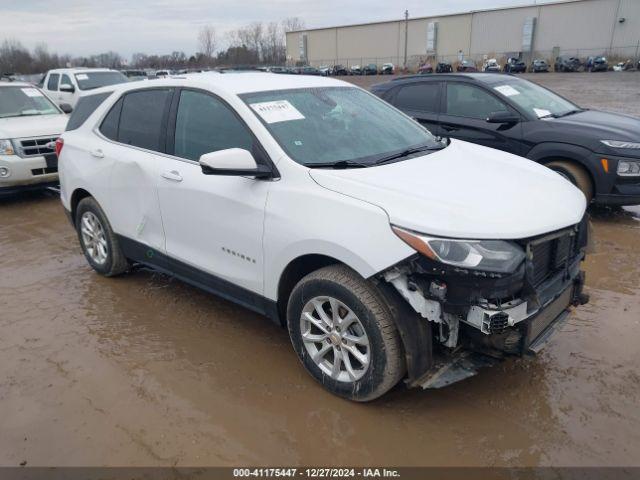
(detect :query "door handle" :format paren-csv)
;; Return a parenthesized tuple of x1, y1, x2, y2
(442, 125, 459, 132)
(161, 170, 183, 182)
(90, 149, 104, 159)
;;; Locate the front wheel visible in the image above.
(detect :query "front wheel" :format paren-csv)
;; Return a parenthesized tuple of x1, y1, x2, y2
(287, 265, 405, 401)
(546, 160, 594, 203)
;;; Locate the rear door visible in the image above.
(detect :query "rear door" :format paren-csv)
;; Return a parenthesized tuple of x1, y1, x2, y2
(388, 81, 442, 137)
(45, 73, 60, 104)
(99, 87, 173, 252)
(439, 81, 525, 155)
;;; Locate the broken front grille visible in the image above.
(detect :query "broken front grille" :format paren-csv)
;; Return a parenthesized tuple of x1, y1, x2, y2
(528, 230, 577, 286)
(17, 137, 58, 158)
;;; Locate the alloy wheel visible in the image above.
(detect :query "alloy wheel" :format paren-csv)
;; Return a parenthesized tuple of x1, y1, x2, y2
(300, 296, 370, 382)
(80, 211, 108, 265)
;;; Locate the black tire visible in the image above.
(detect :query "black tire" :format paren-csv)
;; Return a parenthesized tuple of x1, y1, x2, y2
(287, 265, 405, 402)
(546, 160, 594, 203)
(75, 197, 130, 276)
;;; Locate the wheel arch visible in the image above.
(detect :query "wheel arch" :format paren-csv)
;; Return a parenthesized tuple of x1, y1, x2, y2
(527, 143, 598, 192)
(69, 187, 93, 226)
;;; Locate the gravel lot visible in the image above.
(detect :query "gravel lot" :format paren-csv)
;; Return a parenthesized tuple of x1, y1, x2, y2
(1, 72, 639, 467)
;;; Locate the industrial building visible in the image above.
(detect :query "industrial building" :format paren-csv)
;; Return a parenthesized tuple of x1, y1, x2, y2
(285, 0, 640, 69)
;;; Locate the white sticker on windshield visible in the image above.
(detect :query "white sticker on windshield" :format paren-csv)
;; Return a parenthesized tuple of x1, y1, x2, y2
(250, 100, 305, 124)
(533, 108, 552, 118)
(494, 85, 520, 97)
(76, 73, 89, 80)
(21, 88, 44, 98)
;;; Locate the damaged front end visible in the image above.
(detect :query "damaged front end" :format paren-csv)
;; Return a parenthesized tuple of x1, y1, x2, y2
(380, 215, 590, 389)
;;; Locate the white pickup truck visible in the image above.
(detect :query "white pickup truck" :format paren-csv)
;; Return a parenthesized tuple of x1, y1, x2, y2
(0, 82, 68, 196)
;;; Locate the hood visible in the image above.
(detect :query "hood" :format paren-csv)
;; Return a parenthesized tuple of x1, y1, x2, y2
(0, 114, 68, 140)
(309, 140, 586, 240)
(548, 110, 640, 151)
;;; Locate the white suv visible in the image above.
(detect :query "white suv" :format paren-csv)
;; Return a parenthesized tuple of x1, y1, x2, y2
(58, 73, 589, 401)
(41, 68, 129, 108)
(0, 82, 68, 195)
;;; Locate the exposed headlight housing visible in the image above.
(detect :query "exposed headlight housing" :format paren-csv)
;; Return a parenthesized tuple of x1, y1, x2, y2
(392, 226, 526, 274)
(617, 160, 640, 177)
(0, 139, 15, 156)
(601, 140, 640, 150)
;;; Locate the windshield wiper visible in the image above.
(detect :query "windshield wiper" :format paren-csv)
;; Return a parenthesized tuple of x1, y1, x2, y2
(374, 144, 444, 166)
(554, 108, 585, 118)
(306, 160, 369, 169)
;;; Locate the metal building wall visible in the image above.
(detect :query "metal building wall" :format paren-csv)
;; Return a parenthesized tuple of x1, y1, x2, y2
(285, 0, 639, 66)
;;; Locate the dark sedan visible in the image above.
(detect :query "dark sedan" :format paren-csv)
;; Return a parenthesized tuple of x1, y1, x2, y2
(586, 56, 609, 72)
(504, 58, 527, 73)
(531, 59, 549, 73)
(555, 56, 581, 72)
(371, 73, 640, 205)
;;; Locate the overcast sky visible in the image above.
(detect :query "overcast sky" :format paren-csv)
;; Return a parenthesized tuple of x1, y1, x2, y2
(2, 0, 561, 58)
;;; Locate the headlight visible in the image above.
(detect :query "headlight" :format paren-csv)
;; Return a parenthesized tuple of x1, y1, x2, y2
(0, 139, 15, 156)
(601, 140, 640, 150)
(392, 226, 526, 274)
(617, 160, 640, 177)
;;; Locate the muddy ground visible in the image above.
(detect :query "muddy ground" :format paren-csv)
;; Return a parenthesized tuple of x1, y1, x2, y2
(1, 72, 639, 467)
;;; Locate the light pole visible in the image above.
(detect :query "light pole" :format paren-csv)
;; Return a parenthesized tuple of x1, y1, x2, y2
(403, 10, 409, 70)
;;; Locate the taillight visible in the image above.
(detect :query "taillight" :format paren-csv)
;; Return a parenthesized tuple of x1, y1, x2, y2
(55, 137, 64, 157)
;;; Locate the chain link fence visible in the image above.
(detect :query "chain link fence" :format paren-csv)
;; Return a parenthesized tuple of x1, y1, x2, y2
(302, 43, 640, 72)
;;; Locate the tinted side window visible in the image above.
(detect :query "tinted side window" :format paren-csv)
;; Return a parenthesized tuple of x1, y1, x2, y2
(395, 83, 440, 113)
(173, 90, 253, 161)
(445, 83, 509, 119)
(66, 92, 112, 131)
(99, 98, 123, 140)
(117, 89, 172, 151)
(47, 74, 59, 91)
(60, 74, 72, 89)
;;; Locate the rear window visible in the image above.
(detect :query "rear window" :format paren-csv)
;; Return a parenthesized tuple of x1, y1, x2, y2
(74, 71, 128, 91)
(66, 92, 112, 131)
(394, 83, 440, 113)
(116, 89, 173, 151)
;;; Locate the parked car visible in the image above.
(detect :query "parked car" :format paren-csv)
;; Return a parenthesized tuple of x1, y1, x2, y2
(381, 63, 394, 75)
(363, 64, 378, 75)
(266, 66, 287, 74)
(58, 73, 589, 400)
(554, 56, 581, 72)
(456, 60, 478, 72)
(0, 82, 69, 196)
(418, 62, 434, 74)
(435, 62, 453, 73)
(299, 66, 321, 76)
(155, 70, 171, 78)
(332, 65, 349, 76)
(42, 68, 129, 108)
(530, 59, 550, 73)
(586, 56, 609, 72)
(612, 60, 634, 72)
(483, 58, 501, 73)
(349, 65, 362, 75)
(121, 70, 148, 81)
(318, 66, 331, 76)
(504, 58, 527, 73)
(372, 73, 640, 205)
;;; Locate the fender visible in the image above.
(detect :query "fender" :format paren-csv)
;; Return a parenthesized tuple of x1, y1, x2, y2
(526, 142, 598, 179)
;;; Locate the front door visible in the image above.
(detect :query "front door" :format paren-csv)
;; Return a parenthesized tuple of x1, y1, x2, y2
(155, 89, 270, 298)
(439, 82, 524, 155)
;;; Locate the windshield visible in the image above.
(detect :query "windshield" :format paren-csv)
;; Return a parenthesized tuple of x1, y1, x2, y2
(491, 79, 578, 119)
(74, 71, 128, 91)
(0, 86, 59, 118)
(241, 87, 441, 166)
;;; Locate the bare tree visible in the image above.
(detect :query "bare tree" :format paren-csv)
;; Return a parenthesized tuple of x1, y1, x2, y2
(198, 25, 217, 65)
(282, 16, 305, 33)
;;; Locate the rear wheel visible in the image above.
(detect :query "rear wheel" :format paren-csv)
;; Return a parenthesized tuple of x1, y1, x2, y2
(287, 265, 405, 401)
(76, 197, 130, 276)
(546, 160, 594, 203)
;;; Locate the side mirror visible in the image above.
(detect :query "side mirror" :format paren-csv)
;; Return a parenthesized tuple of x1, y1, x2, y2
(199, 148, 272, 178)
(486, 111, 520, 124)
(59, 103, 73, 114)
(59, 83, 75, 93)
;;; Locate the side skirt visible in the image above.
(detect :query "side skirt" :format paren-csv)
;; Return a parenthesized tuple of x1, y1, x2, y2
(116, 235, 281, 325)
